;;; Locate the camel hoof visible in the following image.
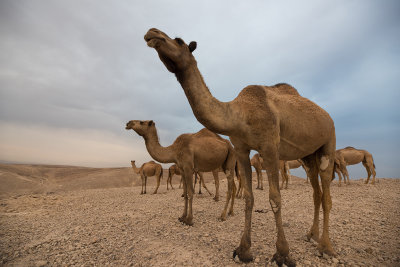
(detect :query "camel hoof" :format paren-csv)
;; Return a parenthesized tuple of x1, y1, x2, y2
(219, 216, 226, 222)
(318, 243, 337, 257)
(178, 216, 184, 222)
(183, 219, 193, 226)
(228, 211, 234, 216)
(213, 196, 219, 202)
(306, 232, 319, 243)
(233, 247, 253, 263)
(272, 253, 296, 267)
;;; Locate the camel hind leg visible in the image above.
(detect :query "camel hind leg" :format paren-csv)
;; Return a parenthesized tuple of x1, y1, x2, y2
(316, 143, 336, 256)
(363, 155, 376, 184)
(153, 172, 161, 194)
(212, 170, 220, 201)
(232, 146, 254, 262)
(199, 172, 213, 196)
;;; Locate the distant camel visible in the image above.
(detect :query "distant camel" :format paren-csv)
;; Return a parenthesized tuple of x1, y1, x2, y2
(336, 147, 377, 184)
(130, 160, 163, 194)
(250, 153, 291, 190)
(250, 154, 265, 190)
(333, 152, 350, 186)
(167, 164, 181, 190)
(126, 121, 237, 224)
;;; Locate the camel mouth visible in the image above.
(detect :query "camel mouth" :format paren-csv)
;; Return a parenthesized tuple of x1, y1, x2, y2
(145, 36, 165, 48)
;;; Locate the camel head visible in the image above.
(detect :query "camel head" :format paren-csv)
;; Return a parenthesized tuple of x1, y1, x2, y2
(126, 120, 155, 137)
(144, 28, 197, 73)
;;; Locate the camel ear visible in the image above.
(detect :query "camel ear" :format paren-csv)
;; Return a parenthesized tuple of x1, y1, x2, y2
(140, 121, 144, 125)
(189, 41, 197, 53)
(148, 120, 154, 126)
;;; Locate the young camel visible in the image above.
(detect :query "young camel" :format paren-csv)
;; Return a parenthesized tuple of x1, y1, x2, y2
(144, 28, 337, 265)
(130, 160, 163, 194)
(336, 146, 377, 184)
(126, 121, 237, 224)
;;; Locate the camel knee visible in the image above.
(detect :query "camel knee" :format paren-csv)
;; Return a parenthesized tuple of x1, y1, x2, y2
(269, 192, 281, 213)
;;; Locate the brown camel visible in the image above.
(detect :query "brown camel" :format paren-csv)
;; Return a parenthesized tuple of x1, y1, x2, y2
(251, 153, 291, 190)
(130, 160, 163, 194)
(284, 159, 308, 184)
(250, 153, 265, 190)
(167, 164, 181, 190)
(126, 121, 237, 224)
(333, 152, 350, 186)
(144, 28, 337, 265)
(194, 163, 243, 200)
(336, 146, 377, 184)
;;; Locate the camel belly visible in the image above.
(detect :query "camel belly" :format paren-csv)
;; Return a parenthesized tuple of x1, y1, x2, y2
(191, 138, 229, 172)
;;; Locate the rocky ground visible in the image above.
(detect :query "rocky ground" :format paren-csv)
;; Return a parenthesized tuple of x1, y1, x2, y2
(0, 164, 399, 266)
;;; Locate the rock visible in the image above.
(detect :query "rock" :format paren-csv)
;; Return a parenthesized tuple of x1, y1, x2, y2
(35, 260, 48, 267)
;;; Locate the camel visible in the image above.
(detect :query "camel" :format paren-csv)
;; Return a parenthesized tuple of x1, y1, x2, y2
(332, 152, 350, 186)
(130, 160, 163, 194)
(167, 164, 181, 190)
(251, 153, 291, 190)
(336, 146, 377, 184)
(285, 159, 308, 184)
(250, 153, 265, 190)
(126, 121, 237, 224)
(194, 164, 244, 200)
(144, 28, 337, 265)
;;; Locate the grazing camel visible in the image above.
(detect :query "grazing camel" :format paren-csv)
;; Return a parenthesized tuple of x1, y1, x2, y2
(336, 146, 377, 184)
(126, 121, 237, 224)
(130, 160, 163, 194)
(144, 28, 336, 265)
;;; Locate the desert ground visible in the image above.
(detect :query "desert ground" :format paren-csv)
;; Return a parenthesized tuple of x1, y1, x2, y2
(0, 163, 399, 267)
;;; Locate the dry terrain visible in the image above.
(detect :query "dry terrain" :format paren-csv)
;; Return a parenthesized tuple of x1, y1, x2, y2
(0, 163, 399, 266)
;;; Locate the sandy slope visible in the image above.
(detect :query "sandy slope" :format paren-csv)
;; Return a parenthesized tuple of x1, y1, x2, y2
(0, 164, 399, 266)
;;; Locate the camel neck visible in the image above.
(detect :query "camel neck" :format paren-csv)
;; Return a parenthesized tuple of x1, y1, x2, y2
(131, 163, 140, 174)
(176, 64, 234, 135)
(143, 127, 175, 163)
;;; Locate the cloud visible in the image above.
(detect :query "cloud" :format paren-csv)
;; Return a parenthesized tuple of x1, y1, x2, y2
(0, 0, 399, 177)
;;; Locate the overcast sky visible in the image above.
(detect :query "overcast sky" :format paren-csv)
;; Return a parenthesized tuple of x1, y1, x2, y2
(0, 0, 399, 179)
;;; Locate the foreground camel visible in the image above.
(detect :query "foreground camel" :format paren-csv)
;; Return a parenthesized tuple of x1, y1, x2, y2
(130, 160, 163, 194)
(144, 28, 336, 265)
(336, 146, 377, 184)
(126, 121, 237, 224)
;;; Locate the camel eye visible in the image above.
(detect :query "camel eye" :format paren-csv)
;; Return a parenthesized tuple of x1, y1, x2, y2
(175, 38, 184, 45)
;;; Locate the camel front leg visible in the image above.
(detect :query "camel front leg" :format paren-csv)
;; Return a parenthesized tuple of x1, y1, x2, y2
(232, 147, 254, 262)
(179, 176, 188, 223)
(140, 175, 145, 194)
(212, 170, 220, 201)
(263, 150, 294, 267)
(183, 167, 194, 226)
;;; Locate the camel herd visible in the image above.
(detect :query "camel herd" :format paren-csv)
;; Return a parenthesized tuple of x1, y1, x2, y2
(124, 28, 377, 266)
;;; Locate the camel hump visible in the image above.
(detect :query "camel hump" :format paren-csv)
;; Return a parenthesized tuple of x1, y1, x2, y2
(344, 146, 356, 150)
(195, 128, 221, 138)
(269, 83, 300, 96)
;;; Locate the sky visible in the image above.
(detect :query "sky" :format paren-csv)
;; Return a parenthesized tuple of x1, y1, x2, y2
(0, 0, 399, 179)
